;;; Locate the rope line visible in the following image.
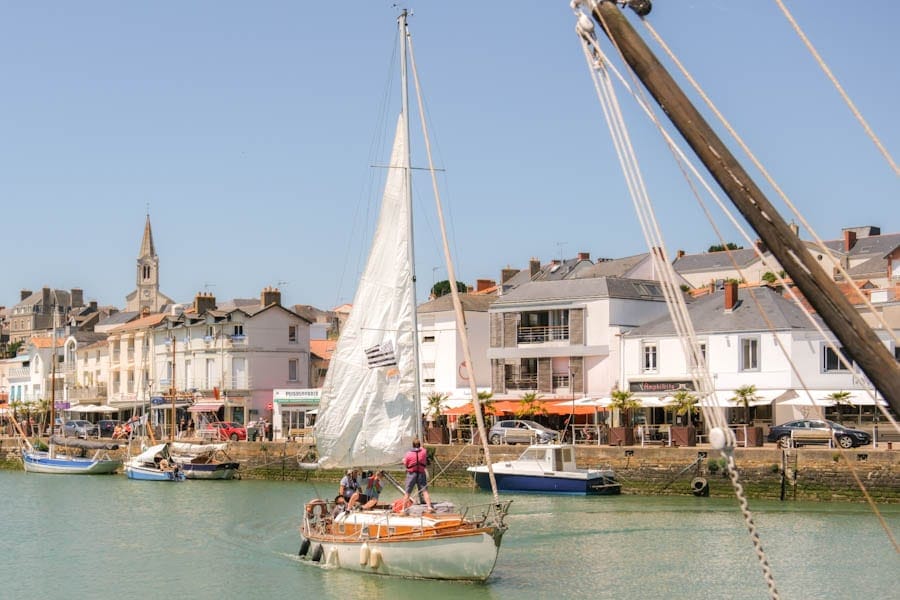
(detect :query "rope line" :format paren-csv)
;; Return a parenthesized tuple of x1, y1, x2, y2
(773, 0, 898, 175)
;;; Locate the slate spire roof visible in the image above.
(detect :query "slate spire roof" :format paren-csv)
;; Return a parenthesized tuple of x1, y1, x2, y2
(139, 214, 156, 258)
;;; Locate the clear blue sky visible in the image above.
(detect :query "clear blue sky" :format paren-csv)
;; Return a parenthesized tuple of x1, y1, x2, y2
(1, 1, 896, 312)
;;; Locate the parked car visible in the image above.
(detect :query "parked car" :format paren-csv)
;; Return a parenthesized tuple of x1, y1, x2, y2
(766, 419, 871, 449)
(206, 421, 247, 441)
(488, 419, 558, 445)
(98, 419, 124, 438)
(63, 420, 99, 439)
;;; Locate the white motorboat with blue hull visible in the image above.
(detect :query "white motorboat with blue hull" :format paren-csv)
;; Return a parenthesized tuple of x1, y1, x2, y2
(22, 436, 122, 475)
(468, 445, 620, 496)
(124, 442, 186, 481)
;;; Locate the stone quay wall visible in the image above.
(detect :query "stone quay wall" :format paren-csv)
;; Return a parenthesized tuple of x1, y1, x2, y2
(1, 437, 896, 503)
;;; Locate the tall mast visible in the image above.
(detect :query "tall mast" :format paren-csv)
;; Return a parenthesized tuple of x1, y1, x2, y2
(49, 298, 57, 438)
(399, 9, 425, 441)
(591, 1, 900, 414)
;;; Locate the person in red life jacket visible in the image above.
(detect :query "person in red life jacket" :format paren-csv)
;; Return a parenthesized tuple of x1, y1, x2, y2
(401, 438, 433, 511)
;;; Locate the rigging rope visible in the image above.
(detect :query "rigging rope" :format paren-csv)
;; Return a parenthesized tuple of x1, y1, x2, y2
(772, 0, 899, 176)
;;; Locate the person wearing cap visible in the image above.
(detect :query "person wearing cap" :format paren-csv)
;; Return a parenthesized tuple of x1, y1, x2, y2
(339, 468, 360, 503)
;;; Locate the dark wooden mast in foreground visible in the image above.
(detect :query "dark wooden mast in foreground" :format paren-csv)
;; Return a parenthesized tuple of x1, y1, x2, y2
(591, 1, 900, 414)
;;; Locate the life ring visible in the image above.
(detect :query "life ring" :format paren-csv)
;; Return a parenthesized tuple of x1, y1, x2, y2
(305, 500, 328, 520)
(458, 361, 469, 381)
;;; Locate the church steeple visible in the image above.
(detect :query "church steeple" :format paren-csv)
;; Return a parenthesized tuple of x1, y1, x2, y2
(139, 214, 156, 258)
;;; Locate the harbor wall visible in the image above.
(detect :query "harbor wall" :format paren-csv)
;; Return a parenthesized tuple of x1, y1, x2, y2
(1, 437, 897, 502)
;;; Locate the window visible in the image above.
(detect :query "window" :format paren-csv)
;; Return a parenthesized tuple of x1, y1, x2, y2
(288, 359, 299, 382)
(740, 337, 759, 371)
(642, 343, 657, 373)
(288, 325, 297, 343)
(233, 325, 244, 337)
(423, 335, 435, 343)
(206, 326, 214, 338)
(894, 346, 900, 362)
(690, 341, 708, 369)
(823, 345, 851, 372)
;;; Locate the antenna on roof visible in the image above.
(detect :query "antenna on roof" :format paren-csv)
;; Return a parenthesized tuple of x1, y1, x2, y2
(555, 241, 568, 261)
(203, 283, 216, 291)
(276, 280, 289, 288)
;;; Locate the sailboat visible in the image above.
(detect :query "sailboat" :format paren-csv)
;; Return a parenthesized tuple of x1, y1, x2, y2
(21, 434, 122, 475)
(298, 10, 509, 581)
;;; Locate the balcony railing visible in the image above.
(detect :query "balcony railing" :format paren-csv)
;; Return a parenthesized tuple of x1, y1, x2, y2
(505, 375, 538, 390)
(517, 325, 569, 344)
(552, 374, 570, 389)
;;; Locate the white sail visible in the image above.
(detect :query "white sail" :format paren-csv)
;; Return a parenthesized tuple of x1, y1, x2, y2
(314, 115, 418, 468)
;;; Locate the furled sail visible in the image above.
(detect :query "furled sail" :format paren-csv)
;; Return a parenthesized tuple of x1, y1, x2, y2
(314, 114, 418, 468)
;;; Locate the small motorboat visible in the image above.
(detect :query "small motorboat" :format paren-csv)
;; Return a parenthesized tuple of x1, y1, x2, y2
(170, 442, 240, 480)
(467, 444, 620, 495)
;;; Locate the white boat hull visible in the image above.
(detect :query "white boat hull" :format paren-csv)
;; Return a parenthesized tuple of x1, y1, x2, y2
(300, 504, 507, 581)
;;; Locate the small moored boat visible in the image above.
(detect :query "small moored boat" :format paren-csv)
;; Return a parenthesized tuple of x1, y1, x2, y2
(124, 442, 186, 481)
(170, 442, 240, 480)
(22, 436, 122, 475)
(468, 444, 620, 496)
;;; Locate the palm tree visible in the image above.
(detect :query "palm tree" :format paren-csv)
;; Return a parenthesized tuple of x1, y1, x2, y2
(825, 390, 853, 423)
(425, 392, 449, 426)
(731, 385, 761, 425)
(609, 389, 641, 427)
(514, 392, 547, 419)
(666, 389, 699, 425)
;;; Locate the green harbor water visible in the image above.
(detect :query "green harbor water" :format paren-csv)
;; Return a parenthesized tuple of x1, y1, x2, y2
(1, 470, 897, 599)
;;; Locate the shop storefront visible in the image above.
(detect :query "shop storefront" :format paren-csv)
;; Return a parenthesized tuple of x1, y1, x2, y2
(272, 388, 320, 440)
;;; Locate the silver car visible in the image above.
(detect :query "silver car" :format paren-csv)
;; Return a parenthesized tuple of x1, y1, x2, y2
(63, 420, 98, 439)
(488, 419, 558, 445)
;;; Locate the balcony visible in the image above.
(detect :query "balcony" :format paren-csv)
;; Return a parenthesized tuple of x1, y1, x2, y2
(505, 375, 538, 391)
(517, 325, 569, 344)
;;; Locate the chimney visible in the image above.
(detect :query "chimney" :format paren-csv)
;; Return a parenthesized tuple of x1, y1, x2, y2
(20, 289, 32, 301)
(844, 229, 857, 252)
(529, 258, 541, 277)
(194, 292, 217, 315)
(476, 278, 495, 292)
(70, 288, 84, 308)
(500, 268, 519, 284)
(551, 259, 561, 266)
(676, 249, 685, 259)
(755, 239, 767, 254)
(89, 300, 98, 312)
(577, 251, 590, 261)
(724, 281, 739, 311)
(261, 286, 282, 307)
(789, 221, 799, 237)
(42, 287, 51, 311)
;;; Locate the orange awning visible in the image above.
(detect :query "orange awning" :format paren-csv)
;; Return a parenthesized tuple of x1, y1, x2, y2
(443, 400, 596, 416)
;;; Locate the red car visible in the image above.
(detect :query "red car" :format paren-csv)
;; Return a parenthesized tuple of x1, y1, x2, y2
(206, 421, 247, 441)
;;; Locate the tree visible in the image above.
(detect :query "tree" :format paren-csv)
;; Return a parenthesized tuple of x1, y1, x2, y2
(825, 390, 853, 423)
(707, 242, 742, 252)
(514, 392, 547, 419)
(469, 390, 496, 424)
(761, 271, 777, 285)
(609, 389, 641, 427)
(730, 385, 760, 424)
(425, 392, 449, 426)
(430, 279, 467, 298)
(665, 389, 699, 425)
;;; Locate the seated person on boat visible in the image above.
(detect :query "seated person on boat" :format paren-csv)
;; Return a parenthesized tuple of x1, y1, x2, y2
(339, 468, 361, 503)
(349, 470, 384, 510)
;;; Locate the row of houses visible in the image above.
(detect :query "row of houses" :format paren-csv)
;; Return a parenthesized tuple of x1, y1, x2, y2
(1, 220, 898, 438)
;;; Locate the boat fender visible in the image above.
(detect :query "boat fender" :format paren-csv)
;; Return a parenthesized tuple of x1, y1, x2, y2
(359, 542, 370, 565)
(298, 538, 311, 557)
(691, 477, 709, 497)
(310, 543, 324, 563)
(327, 548, 340, 567)
(368, 548, 382, 569)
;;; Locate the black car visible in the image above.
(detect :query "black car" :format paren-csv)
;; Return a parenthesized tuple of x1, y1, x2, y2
(98, 419, 124, 438)
(766, 419, 871, 449)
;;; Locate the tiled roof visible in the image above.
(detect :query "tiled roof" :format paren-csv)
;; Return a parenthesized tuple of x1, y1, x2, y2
(108, 312, 169, 333)
(627, 285, 818, 336)
(31, 336, 66, 348)
(418, 294, 494, 313)
(572, 253, 648, 279)
(493, 277, 667, 306)
(310, 339, 337, 360)
(672, 248, 760, 273)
